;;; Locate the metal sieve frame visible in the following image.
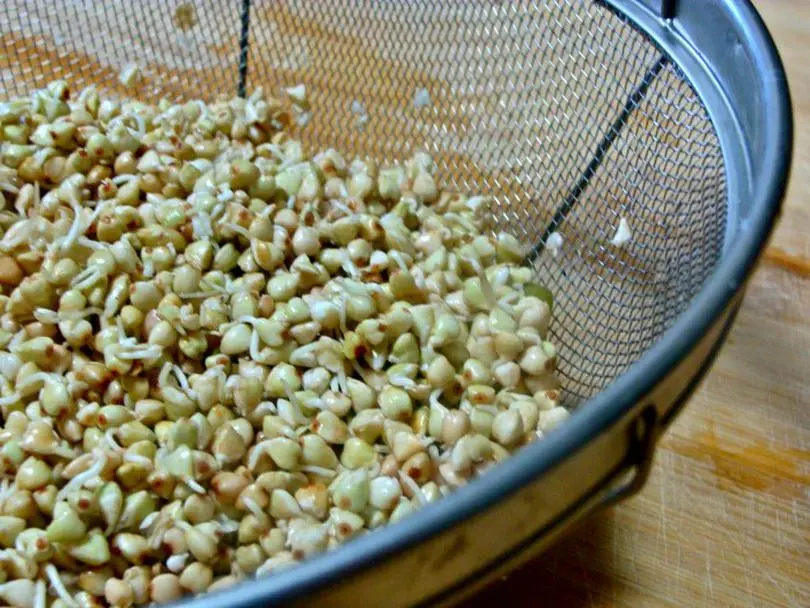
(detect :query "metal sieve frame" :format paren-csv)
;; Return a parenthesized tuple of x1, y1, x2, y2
(183, 1, 791, 605)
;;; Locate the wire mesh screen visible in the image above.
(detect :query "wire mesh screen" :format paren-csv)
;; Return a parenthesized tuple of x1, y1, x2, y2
(1, 1, 244, 101)
(0, 0, 727, 405)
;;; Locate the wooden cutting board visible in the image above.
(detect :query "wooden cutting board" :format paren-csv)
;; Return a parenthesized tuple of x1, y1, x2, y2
(466, 2, 810, 606)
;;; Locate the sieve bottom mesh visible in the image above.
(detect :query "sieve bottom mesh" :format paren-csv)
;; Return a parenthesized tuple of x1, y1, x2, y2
(0, 0, 727, 406)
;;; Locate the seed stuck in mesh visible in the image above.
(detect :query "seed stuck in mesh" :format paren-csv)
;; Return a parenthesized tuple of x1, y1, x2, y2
(119, 64, 142, 89)
(413, 88, 431, 109)
(0, 80, 565, 606)
(545, 231, 564, 258)
(610, 216, 633, 248)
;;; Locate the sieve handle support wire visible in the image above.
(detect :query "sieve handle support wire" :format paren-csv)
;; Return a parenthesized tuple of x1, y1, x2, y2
(237, 0, 252, 98)
(524, 53, 670, 265)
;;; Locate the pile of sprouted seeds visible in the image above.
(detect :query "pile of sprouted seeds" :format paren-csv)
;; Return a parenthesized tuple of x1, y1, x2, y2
(0, 81, 567, 607)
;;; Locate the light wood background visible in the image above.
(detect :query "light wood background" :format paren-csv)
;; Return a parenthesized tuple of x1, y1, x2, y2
(465, 2, 810, 606)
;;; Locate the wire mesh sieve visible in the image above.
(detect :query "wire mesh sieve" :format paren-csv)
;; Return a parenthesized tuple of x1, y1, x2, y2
(1, 0, 727, 407)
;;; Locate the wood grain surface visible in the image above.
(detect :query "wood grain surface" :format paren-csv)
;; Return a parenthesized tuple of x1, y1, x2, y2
(465, 2, 810, 606)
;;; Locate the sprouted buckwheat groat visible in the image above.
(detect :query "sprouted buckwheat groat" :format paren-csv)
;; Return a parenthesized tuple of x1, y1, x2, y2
(0, 81, 567, 607)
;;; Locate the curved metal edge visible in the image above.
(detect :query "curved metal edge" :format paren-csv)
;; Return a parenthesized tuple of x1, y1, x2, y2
(183, 2, 792, 607)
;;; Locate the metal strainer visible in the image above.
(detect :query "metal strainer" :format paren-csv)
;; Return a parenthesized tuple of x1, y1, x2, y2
(0, 0, 792, 605)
